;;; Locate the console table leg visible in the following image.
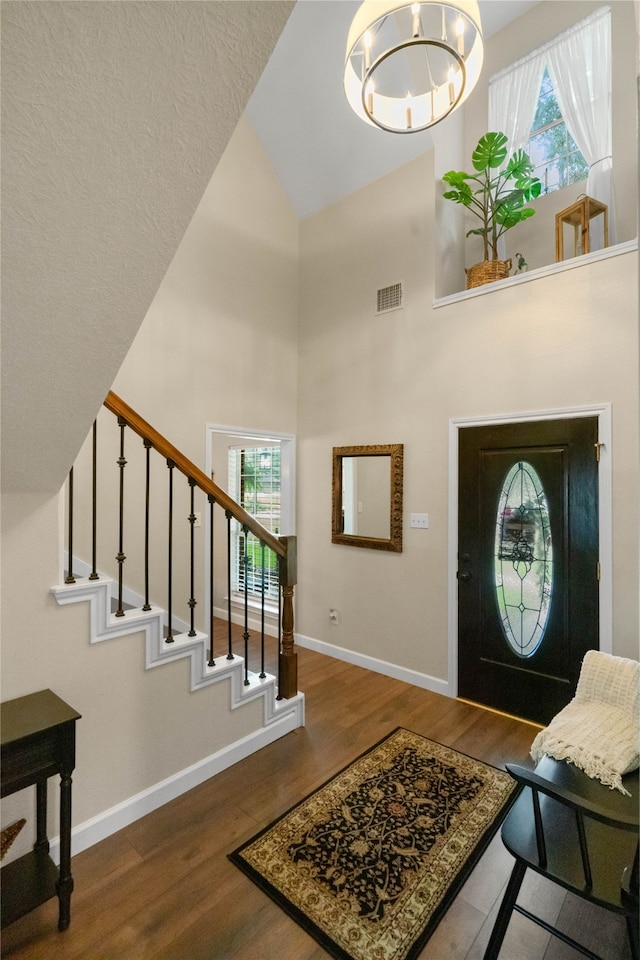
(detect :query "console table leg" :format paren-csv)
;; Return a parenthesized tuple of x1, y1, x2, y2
(56, 772, 73, 931)
(34, 779, 49, 853)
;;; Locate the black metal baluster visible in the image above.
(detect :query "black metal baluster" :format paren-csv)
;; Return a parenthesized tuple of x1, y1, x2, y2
(276, 558, 282, 699)
(225, 510, 234, 660)
(65, 467, 75, 583)
(166, 459, 175, 642)
(89, 421, 99, 580)
(187, 478, 197, 637)
(142, 439, 152, 611)
(208, 494, 216, 667)
(243, 527, 250, 685)
(259, 541, 266, 678)
(115, 417, 127, 616)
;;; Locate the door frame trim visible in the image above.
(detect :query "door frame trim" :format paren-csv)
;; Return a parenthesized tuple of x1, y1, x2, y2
(448, 403, 612, 698)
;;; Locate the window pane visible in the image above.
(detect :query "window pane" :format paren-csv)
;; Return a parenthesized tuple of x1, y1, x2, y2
(526, 68, 588, 194)
(229, 445, 281, 602)
(531, 68, 561, 130)
(566, 149, 589, 183)
(529, 122, 566, 165)
(494, 462, 553, 659)
(533, 157, 562, 194)
(239, 533, 280, 599)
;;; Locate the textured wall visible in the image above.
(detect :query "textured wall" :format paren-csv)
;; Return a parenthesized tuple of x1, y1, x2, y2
(1, 0, 293, 494)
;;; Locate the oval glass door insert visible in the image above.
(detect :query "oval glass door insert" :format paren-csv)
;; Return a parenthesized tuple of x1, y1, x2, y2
(494, 461, 553, 658)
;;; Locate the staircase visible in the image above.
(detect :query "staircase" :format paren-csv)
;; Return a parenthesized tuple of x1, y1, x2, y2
(51, 574, 304, 733)
(52, 392, 304, 757)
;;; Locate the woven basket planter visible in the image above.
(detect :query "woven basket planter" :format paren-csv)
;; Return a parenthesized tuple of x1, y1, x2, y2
(465, 258, 512, 289)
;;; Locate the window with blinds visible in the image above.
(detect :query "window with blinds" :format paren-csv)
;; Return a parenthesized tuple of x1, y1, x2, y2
(228, 445, 281, 603)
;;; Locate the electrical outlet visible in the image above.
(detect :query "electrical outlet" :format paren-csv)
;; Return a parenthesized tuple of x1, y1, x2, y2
(329, 609, 340, 624)
(410, 513, 429, 529)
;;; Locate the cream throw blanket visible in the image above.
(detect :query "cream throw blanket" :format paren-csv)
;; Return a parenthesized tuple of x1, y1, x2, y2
(530, 650, 640, 795)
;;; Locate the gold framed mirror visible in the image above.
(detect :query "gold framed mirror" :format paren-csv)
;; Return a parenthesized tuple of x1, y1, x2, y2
(331, 444, 403, 552)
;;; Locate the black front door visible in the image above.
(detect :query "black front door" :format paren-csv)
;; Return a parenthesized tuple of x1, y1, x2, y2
(458, 417, 599, 725)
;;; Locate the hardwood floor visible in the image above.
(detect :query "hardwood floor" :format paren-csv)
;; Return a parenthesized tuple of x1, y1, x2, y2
(1, 644, 632, 960)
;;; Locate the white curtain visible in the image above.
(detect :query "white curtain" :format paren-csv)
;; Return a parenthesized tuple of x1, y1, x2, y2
(488, 53, 545, 154)
(488, 53, 545, 259)
(547, 7, 614, 243)
(487, 6, 614, 249)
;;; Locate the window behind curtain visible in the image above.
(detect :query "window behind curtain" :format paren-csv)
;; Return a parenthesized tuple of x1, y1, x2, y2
(527, 67, 589, 194)
(228, 445, 281, 603)
(488, 7, 612, 226)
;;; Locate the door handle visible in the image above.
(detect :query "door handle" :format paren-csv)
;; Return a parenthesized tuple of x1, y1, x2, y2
(458, 571, 471, 582)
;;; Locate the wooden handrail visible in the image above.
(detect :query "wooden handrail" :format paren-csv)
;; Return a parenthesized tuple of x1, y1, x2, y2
(104, 392, 285, 558)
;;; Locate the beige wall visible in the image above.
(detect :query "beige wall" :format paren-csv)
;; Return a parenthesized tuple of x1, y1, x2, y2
(296, 154, 638, 680)
(103, 116, 299, 628)
(0, 116, 299, 849)
(0, 489, 267, 855)
(291, 0, 639, 680)
(113, 116, 299, 453)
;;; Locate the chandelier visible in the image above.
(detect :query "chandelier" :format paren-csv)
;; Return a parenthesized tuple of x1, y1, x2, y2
(344, 0, 483, 133)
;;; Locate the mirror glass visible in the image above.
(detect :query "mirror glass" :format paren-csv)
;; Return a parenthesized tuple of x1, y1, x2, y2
(332, 444, 403, 552)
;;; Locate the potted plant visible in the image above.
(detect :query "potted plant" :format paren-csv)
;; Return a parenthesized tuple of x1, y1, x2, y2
(442, 131, 542, 289)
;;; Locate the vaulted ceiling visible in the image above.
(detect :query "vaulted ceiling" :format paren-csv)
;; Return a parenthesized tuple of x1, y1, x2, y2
(1, 0, 540, 495)
(1, 0, 294, 494)
(246, 0, 540, 219)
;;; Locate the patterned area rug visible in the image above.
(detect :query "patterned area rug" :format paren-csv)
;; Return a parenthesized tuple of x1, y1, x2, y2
(229, 728, 519, 960)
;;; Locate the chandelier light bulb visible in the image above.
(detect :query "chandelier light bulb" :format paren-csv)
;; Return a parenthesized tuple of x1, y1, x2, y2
(364, 30, 372, 68)
(412, 3, 421, 38)
(366, 79, 375, 116)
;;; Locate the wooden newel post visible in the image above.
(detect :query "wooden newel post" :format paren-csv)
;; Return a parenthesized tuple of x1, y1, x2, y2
(278, 535, 298, 699)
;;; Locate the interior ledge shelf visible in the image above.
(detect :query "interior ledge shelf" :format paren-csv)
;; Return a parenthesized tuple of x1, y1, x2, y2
(433, 238, 637, 309)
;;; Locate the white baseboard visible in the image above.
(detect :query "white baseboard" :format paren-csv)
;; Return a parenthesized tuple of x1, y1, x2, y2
(295, 633, 450, 697)
(49, 696, 304, 864)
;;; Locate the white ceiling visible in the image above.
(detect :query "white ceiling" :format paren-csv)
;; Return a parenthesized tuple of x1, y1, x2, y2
(246, 0, 540, 220)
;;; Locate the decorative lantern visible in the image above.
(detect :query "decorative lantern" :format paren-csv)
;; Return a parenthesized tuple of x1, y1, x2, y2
(555, 196, 608, 261)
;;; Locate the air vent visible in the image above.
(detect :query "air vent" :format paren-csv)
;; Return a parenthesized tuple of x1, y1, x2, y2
(376, 282, 403, 315)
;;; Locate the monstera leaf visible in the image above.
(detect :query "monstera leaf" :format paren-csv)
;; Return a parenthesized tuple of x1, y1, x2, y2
(513, 175, 543, 202)
(442, 175, 474, 207)
(494, 199, 537, 230)
(471, 131, 508, 171)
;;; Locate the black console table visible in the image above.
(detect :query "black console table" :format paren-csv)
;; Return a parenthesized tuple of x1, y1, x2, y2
(1, 689, 81, 930)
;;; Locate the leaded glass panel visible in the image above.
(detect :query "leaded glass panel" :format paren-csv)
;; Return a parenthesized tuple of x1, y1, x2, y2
(494, 462, 553, 658)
